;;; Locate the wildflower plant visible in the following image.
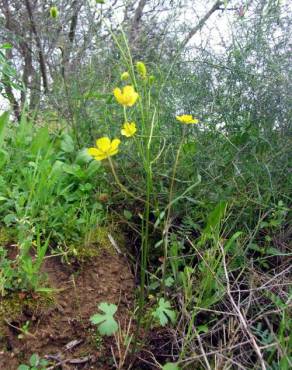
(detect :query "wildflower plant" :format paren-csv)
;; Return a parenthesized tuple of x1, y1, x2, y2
(87, 29, 201, 341)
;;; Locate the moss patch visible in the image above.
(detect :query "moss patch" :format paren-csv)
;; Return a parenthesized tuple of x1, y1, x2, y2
(0, 292, 54, 336)
(0, 227, 14, 245)
(70, 225, 126, 261)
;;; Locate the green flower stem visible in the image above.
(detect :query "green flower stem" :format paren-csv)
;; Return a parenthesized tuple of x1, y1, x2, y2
(162, 126, 186, 292)
(108, 157, 145, 204)
(123, 106, 128, 123)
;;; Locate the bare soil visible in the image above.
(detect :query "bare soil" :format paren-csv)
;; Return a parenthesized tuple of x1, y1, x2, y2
(0, 250, 135, 369)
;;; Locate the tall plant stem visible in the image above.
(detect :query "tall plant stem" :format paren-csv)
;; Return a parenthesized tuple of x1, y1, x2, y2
(134, 133, 152, 345)
(162, 127, 186, 291)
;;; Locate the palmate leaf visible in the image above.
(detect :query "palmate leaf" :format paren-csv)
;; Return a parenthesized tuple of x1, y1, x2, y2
(90, 302, 118, 336)
(152, 298, 176, 327)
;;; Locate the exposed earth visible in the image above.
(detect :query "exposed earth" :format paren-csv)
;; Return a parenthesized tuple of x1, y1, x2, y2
(0, 249, 135, 369)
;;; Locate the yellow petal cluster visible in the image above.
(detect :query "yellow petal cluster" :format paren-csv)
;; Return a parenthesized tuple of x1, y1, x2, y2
(176, 114, 199, 124)
(121, 122, 137, 137)
(113, 85, 139, 107)
(88, 137, 121, 161)
(136, 61, 147, 79)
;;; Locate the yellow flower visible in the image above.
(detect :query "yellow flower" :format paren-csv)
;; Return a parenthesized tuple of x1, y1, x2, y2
(136, 61, 147, 79)
(87, 137, 121, 161)
(176, 114, 199, 124)
(113, 85, 139, 107)
(121, 122, 137, 137)
(121, 71, 130, 81)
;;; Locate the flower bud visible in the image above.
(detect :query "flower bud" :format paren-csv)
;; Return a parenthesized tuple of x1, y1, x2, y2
(136, 61, 147, 79)
(50, 6, 59, 18)
(149, 75, 155, 85)
(121, 71, 130, 81)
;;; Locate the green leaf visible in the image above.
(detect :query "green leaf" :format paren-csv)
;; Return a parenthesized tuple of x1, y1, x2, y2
(197, 324, 209, 334)
(162, 363, 180, 370)
(1, 43, 12, 49)
(90, 302, 118, 336)
(266, 247, 282, 256)
(165, 276, 174, 287)
(4, 213, 16, 226)
(39, 358, 49, 367)
(0, 111, 9, 148)
(17, 365, 30, 370)
(152, 298, 176, 326)
(60, 134, 74, 153)
(29, 353, 40, 367)
(183, 141, 196, 155)
(75, 149, 92, 164)
(123, 210, 132, 220)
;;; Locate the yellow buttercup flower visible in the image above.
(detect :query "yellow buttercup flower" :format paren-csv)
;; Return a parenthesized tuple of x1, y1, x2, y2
(176, 114, 199, 124)
(121, 71, 130, 81)
(113, 85, 139, 107)
(136, 61, 147, 79)
(121, 122, 137, 137)
(88, 137, 121, 161)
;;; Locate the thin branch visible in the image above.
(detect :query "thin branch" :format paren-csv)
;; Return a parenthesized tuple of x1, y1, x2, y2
(182, 1, 223, 48)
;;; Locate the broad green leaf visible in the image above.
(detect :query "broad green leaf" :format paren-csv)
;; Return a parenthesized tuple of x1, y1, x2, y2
(123, 210, 132, 220)
(183, 141, 196, 155)
(17, 365, 30, 370)
(60, 134, 74, 153)
(90, 302, 118, 336)
(0, 111, 9, 148)
(152, 298, 176, 326)
(1, 43, 12, 49)
(197, 324, 209, 334)
(75, 149, 92, 164)
(162, 363, 180, 370)
(29, 353, 40, 367)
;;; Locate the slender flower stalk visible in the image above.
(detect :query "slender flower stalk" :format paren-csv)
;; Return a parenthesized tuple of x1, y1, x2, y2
(162, 126, 186, 291)
(108, 157, 145, 204)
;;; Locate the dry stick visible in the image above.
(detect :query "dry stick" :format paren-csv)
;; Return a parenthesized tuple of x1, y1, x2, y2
(216, 353, 247, 370)
(4, 319, 36, 338)
(178, 296, 212, 370)
(218, 242, 267, 370)
(24, 0, 48, 93)
(194, 328, 212, 370)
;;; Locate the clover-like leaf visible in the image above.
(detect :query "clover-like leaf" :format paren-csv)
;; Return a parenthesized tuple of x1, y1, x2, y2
(17, 366, 30, 370)
(152, 298, 176, 327)
(29, 353, 40, 367)
(90, 302, 118, 336)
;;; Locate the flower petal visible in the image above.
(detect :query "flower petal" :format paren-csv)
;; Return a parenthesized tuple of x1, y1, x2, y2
(93, 152, 109, 161)
(113, 88, 124, 105)
(110, 138, 121, 151)
(96, 137, 111, 152)
(88, 147, 101, 157)
(121, 128, 129, 137)
(108, 149, 119, 157)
